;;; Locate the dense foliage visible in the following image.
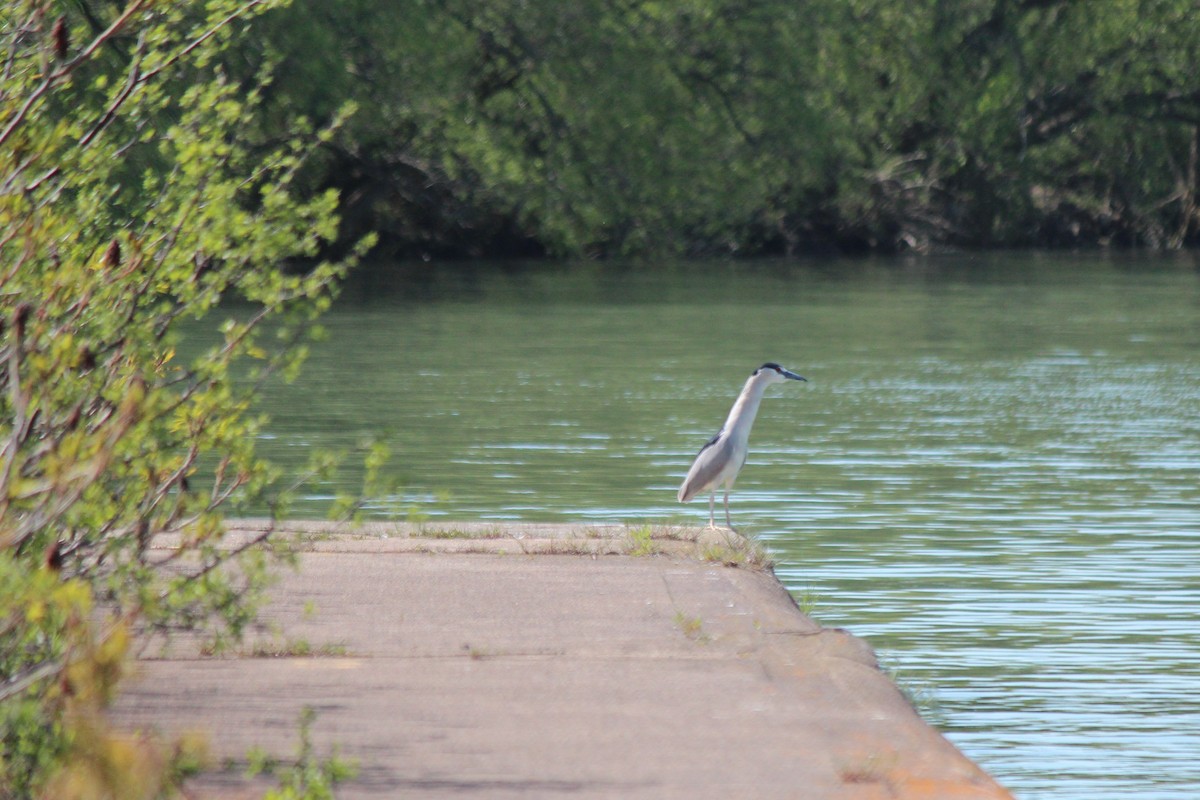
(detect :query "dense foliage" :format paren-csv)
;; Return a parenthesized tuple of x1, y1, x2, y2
(1, 1, 366, 795)
(254, 0, 1200, 257)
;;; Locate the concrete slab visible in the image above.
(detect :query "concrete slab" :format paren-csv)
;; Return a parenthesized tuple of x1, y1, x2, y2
(112, 522, 1014, 799)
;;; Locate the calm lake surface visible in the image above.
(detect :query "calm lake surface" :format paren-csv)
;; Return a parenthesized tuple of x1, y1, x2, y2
(242, 253, 1199, 799)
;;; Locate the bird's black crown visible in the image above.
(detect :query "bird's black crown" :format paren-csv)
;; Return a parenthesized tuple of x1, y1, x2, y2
(755, 362, 784, 374)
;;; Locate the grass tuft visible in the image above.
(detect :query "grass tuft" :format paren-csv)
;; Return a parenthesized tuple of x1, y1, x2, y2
(627, 525, 659, 556)
(699, 534, 771, 569)
(201, 638, 351, 658)
(673, 612, 710, 643)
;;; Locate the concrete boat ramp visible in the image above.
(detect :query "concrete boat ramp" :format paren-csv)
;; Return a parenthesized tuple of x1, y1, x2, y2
(113, 521, 1013, 799)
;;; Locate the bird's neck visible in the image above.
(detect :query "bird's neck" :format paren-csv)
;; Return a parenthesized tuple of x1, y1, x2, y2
(723, 377, 770, 442)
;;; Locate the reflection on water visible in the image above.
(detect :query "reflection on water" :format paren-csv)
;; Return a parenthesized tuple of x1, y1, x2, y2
(217, 253, 1199, 799)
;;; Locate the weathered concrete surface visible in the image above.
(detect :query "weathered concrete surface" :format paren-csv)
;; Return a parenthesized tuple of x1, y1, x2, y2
(112, 521, 1014, 799)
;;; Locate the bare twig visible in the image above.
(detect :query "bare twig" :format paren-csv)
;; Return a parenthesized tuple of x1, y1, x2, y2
(0, 659, 62, 703)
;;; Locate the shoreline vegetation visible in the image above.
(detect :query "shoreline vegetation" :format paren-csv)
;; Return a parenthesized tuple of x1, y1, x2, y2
(252, 0, 1200, 260)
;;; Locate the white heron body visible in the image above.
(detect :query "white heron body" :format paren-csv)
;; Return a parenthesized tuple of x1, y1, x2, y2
(678, 363, 806, 529)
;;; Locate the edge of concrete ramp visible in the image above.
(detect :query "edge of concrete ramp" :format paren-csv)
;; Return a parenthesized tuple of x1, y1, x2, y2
(114, 521, 1014, 800)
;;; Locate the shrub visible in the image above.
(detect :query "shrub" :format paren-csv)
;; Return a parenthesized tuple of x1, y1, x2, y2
(0, 1, 368, 794)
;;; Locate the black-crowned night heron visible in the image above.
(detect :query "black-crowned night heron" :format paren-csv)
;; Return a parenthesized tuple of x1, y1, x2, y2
(677, 363, 807, 530)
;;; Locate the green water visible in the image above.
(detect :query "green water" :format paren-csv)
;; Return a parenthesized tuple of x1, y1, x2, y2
(235, 253, 1199, 798)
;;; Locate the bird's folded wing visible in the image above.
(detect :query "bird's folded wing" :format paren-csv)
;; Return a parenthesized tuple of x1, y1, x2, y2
(678, 433, 734, 502)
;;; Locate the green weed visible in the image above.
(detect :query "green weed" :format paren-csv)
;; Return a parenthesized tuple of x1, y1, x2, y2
(627, 525, 659, 556)
(247, 707, 358, 799)
(673, 612, 710, 643)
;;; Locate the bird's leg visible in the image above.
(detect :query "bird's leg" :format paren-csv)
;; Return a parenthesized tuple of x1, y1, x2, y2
(723, 488, 736, 532)
(707, 491, 717, 529)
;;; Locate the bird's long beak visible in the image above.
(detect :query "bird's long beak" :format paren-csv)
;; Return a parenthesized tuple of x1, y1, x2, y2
(782, 369, 807, 382)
